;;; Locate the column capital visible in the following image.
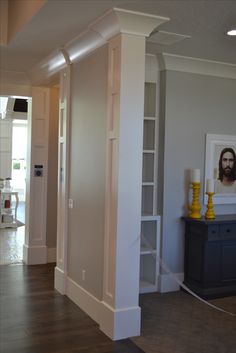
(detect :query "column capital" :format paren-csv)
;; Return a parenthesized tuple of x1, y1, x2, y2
(90, 7, 169, 40)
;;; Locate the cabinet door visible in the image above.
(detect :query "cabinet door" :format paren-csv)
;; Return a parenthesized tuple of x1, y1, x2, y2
(221, 243, 236, 283)
(204, 242, 221, 285)
(185, 233, 203, 282)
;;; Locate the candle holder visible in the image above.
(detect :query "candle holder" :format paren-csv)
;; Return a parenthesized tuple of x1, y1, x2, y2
(205, 192, 215, 219)
(189, 182, 201, 219)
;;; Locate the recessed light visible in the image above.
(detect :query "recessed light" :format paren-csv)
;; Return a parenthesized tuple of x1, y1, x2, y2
(226, 29, 236, 36)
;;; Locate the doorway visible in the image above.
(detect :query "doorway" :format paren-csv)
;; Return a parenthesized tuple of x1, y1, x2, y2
(0, 87, 59, 267)
(0, 96, 29, 265)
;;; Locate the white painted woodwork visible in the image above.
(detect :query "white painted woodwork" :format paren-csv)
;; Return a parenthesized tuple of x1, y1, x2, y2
(23, 87, 49, 264)
(54, 67, 70, 294)
(140, 215, 161, 293)
(0, 119, 12, 179)
(28, 8, 169, 85)
(139, 55, 161, 294)
(46, 8, 169, 341)
(158, 53, 236, 79)
(90, 7, 169, 39)
(100, 33, 146, 340)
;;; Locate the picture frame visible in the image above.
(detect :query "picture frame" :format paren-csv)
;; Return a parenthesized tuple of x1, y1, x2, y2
(204, 134, 236, 204)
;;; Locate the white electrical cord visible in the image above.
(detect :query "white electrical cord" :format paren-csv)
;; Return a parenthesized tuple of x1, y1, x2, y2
(141, 235, 236, 317)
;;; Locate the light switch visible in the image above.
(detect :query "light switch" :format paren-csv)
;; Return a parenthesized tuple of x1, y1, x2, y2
(68, 199, 74, 209)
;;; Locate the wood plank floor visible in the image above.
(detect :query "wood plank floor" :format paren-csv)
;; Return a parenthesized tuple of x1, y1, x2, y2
(0, 263, 145, 353)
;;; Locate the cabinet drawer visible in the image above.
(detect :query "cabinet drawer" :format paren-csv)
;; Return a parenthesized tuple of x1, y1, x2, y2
(207, 225, 220, 240)
(220, 224, 236, 240)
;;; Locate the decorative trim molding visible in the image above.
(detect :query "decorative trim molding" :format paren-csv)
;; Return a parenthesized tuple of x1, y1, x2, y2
(54, 266, 66, 294)
(90, 7, 169, 40)
(158, 272, 184, 293)
(100, 301, 141, 340)
(23, 244, 47, 265)
(47, 247, 56, 263)
(66, 274, 141, 340)
(28, 49, 66, 86)
(66, 276, 101, 323)
(158, 53, 236, 79)
(28, 8, 169, 85)
(54, 67, 71, 297)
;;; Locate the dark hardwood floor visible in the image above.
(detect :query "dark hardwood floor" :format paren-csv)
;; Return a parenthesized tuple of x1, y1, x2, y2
(0, 263, 145, 353)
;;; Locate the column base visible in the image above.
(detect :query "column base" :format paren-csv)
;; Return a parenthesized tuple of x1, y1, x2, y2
(54, 266, 66, 295)
(23, 244, 47, 265)
(100, 301, 141, 340)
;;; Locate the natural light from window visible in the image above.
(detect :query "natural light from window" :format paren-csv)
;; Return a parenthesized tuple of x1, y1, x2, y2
(12, 120, 27, 201)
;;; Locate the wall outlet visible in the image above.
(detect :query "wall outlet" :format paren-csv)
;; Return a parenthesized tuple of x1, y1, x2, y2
(82, 269, 86, 281)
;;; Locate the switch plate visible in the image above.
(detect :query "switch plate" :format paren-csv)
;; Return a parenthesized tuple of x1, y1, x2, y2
(68, 199, 74, 209)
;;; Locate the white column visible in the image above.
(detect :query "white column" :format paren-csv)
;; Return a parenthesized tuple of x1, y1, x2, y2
(54, 67, 71, 294)
(23, 87, 49, 264)
(100, 33, 146, 340)
(93, 8, 169, 341)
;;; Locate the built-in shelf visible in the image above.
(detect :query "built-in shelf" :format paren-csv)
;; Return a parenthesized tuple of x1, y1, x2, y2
(140, 56, 161, 294)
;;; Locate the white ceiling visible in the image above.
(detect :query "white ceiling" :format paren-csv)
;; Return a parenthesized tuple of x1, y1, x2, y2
(0, 0, 236, 73)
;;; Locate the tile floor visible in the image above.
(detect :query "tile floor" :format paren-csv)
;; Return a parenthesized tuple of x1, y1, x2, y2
(0, 201, 25, 265)
(0, 226, 24, 265)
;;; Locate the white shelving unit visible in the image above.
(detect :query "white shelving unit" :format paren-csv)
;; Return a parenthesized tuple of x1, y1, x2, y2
(140, 55, 161, 294)
(0, 190, 19, 228)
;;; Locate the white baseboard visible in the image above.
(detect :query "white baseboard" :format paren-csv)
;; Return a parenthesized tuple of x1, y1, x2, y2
(100, 301, 141, 340)
(23, 244, 47, 265)
(158, 272, 184, 293)
(47, 247, 56, 263)
(66, 276, 141, 340)
(66, 276, 101, 323)
(54, 266, 66, 295)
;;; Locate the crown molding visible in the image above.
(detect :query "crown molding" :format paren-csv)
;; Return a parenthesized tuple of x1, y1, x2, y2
(28, 49, 67, 85)
(158, 53, 236, 79)
(27, 8, 169, 84)
(90, 7, 169, 40)
(64, 28, 106, 64)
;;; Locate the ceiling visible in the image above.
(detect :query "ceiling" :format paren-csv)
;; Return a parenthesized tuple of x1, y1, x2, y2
(0, 0, 236, 74)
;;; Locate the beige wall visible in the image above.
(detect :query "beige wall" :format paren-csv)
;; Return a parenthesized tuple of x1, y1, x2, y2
(68, 45, 108, 299)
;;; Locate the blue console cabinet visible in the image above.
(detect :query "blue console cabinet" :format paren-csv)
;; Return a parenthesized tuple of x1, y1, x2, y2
(183, 215, 236, 299)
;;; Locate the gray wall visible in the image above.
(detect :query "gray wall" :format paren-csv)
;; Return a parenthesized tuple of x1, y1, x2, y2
(68, 45, 108, 299)
(161, 70, 236, 273)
